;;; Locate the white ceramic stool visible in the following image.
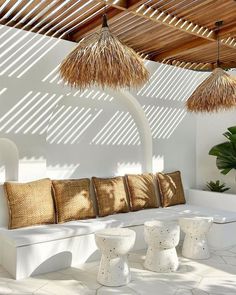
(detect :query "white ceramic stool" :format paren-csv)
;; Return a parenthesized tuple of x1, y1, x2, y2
(95, 228, 136, 287)
(179, 217, 213, 259)
(144, 220, 180, 272)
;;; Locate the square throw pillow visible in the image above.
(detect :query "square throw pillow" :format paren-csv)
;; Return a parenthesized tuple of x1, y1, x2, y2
(4, 178, 55, 229)
(52, 179, 95, 223)
(92, 176, 129, 217)
(125, 173, 159, 211)
(157, 171, 186, 207)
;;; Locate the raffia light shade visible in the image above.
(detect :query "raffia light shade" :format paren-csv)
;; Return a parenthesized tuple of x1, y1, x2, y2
(186, 68, 236, 113)
(60, 15, 149, 90)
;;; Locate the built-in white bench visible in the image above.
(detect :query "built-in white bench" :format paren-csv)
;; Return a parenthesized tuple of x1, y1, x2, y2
(0, 185, 236, 279)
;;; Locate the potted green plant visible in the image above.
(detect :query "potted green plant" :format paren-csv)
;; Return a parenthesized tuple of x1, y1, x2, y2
(209, 126, 236, 175)
(206, 180, 230, 193)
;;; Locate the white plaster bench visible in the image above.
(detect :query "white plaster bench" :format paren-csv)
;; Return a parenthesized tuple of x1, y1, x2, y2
(0, 186, 236, 279)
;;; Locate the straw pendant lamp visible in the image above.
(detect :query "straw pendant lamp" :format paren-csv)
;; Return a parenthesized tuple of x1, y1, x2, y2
(186, 21, 236, 113)
(60, 13, 149, 90)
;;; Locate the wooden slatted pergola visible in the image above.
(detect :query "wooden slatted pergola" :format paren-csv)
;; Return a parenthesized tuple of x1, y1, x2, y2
(0, 0, 235, 71)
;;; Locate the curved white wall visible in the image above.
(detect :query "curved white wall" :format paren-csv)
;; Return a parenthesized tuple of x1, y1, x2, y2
(110, 89, 153, 172)
(44, 87, 151, 179)
(0, 138, 18, 181)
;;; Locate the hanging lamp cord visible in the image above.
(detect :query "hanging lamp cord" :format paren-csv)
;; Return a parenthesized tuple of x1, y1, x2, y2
(102, 14, 108, 28)
(102, 1, 108, 28)
(217, 26, 220, 67)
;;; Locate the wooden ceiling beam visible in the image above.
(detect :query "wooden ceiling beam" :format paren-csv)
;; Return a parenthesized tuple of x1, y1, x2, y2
(220, 23, 236, 38)
(99, 2, 236, 52)
(92, 0, 127, 10)
(153, 38, 211, 61)
(71, 0, 149, 40)
(127, 0, 149, 10)
(92, 0, 148, 11)
(132, 4, 216, 41)
(71, 0, 236, 54)
(72, 0, 216, 43)
(133, 4, 236, 51)
(71, 7, 124, 41)
(221, 37, 236, 49)
(163, 60, 210, 71)
(160, 59, 236, 71)
(1, 0, 235, 68)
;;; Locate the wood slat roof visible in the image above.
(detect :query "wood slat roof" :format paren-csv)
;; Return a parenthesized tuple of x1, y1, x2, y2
(0, 0, 235, 71)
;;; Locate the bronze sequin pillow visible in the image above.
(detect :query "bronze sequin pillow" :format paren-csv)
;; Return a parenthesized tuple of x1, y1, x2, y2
(52, 179, 95, 223)
(4, 178, 55, 229)
(92, 176, 129, 217)
(125, 173, 159, 211)
(157, 171, 186, 207)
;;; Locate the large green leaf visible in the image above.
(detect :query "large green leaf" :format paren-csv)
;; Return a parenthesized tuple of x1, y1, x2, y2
(228, 134, 236, 143)
(209, 126, 236, 175)
(209, 142, 235, 157)
(228, 126, 236, 134)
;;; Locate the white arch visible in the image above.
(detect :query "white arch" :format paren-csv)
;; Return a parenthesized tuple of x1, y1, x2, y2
(0, 138, 19, 181)
(109, 89, 153, 172)
(45, 87, 153, 174)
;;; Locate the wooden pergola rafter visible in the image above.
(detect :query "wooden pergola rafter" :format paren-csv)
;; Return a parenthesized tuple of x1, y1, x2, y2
(89, 0, 236, 69)
(162, 59, 236, 71)
(72, 0, 236, 70)
(0, 0, 235, 70)
(98, 0, 236, 46)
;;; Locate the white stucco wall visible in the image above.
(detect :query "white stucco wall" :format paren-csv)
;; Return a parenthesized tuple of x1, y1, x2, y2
(196, 106, 236, 193)
(0, 25, 199, 188)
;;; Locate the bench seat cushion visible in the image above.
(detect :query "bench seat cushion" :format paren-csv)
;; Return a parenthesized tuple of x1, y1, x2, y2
(164, 204, 236, 224)
(0, 208, 176, 247)
(1, 204, 236, 247)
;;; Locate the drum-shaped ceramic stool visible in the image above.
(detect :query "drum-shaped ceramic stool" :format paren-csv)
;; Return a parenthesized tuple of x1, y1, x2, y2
(179, 217, 213, 259)
(144, 220, 180, 272)
(95, 228, 136, 287)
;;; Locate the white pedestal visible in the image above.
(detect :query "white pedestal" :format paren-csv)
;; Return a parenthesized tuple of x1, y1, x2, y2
(179, 217, 213, 259)
(144, 220, 180, 272)
(95, 228, 136, 287)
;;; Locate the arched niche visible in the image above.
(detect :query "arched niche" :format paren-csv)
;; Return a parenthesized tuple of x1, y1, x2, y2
(111, 89, 153, 172)
(45, 87, 153, 178)
(0, 138, 19, 181)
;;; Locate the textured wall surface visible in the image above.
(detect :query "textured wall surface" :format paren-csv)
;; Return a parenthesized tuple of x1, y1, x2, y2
(196, 106, 236, 193)
(0, 24, 213, 189)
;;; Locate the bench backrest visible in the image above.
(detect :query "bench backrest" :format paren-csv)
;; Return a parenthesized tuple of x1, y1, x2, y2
(0, 184, 8, 228)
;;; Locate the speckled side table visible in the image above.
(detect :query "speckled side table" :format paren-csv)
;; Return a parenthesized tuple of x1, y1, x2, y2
(144, 220, 180, 272)
(179, 217, 213, 259)
(95, 228, 136, 287)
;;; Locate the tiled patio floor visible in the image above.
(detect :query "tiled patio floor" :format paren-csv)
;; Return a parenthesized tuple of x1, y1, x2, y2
(1, 246, 236, 295)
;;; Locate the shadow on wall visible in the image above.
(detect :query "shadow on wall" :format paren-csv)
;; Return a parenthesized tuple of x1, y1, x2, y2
(0, 18, 148, 179)
(44, 88, 152, 178)
(0, 24, 202, 182)
(142, 104, 187, 139)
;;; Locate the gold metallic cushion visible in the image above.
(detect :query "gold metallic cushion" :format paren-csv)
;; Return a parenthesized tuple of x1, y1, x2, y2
(157, 171, 186, 207)
(52, 179, 95, 223)
(4, 178, 55, 229)
(125, 173, 158, 211)
(92, 176, 129, 217)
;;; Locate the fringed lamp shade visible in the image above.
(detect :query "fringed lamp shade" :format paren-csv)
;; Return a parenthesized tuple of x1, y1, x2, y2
(186, 68, 236, 113)
(60, 15, 149, 90)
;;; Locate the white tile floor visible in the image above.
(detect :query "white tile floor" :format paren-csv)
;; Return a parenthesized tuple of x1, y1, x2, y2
(1, 246, 236, 295)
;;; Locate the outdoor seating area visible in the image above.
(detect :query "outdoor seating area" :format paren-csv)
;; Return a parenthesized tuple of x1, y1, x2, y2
(0, 0, 236, 294)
